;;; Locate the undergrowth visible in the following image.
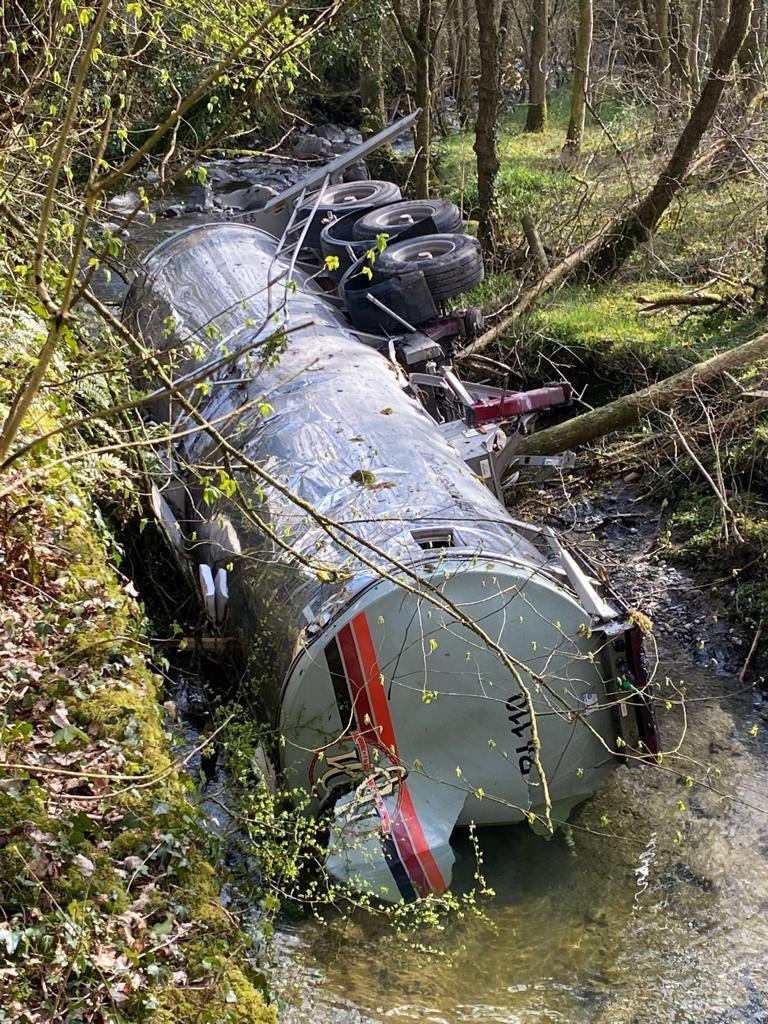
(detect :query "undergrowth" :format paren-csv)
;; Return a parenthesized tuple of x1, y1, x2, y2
(0, 308, 275, 1023)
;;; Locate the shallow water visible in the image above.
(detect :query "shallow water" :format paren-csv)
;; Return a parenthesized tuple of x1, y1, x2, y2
(269, 655, 768, 1024)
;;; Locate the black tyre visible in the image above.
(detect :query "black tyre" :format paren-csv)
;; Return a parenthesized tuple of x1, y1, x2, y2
(339, 257, 438, 333)
(352, 199, 463, 241)
(319, 213, 374, 282)
(375, 234, 484, 301)
(295, 180, 402, 251)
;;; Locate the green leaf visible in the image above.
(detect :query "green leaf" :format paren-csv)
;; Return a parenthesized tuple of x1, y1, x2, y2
(151, 916, 174, 938)
(53, 724, 89, 747)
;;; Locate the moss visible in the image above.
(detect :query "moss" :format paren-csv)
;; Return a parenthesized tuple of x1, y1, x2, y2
(0, 308, 274, 1023)
(73, 672, 171, 771)
(0, 784, 51, 840)
(55, 851, 131, 914)
(155, 962, 277, 1024)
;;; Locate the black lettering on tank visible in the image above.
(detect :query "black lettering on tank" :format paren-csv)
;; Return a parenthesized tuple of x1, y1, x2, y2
(506, 693, 534, 777)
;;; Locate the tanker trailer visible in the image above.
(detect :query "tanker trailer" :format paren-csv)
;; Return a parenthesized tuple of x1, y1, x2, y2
(123, 221, 657, 903)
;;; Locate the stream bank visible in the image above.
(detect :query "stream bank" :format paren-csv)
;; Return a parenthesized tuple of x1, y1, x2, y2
(0, 310, 275, 1023)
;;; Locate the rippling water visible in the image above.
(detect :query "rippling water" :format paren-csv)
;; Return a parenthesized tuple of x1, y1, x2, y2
(270, 655, 768, 1024)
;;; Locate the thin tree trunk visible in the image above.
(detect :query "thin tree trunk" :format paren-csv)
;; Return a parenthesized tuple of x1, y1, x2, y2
(507, 330, 768, 456)
(521, 213, 549, 273)
(391, 0, 434, 195)
(737, 0, 765, 100)
(413, 43, 432, 194)
(689, 0, 704, 95)
(525, 0, 549, 131)
(669, 0, 692, 109)
(654, 0, 671, 136)
(474, 0, 502, 258)
(712, 0, 731, 51)
(455, 0, 473, 116)
(562, 0, 594, 162)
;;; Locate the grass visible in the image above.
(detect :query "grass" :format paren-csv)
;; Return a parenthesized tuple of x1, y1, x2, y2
(435, 88, 767, 282)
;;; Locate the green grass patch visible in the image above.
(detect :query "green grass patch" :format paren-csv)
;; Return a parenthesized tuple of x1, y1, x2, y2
(435, 92, 766, 284)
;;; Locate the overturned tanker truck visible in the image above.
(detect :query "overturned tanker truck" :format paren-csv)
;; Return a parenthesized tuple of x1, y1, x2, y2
(124, 126, 658, 902)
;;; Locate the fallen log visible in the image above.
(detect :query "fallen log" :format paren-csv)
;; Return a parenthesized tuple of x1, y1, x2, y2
(635, 291, 727, 314)
(505, 330, 768, 457)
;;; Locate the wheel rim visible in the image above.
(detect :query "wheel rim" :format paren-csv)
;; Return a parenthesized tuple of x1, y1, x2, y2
(388, 237, 458, 264)
(372, 202, 436, 228)
(301, 182, 391, 211)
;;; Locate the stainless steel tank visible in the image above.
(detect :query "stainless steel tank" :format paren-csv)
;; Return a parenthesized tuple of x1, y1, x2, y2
(124, 222, 654, 902)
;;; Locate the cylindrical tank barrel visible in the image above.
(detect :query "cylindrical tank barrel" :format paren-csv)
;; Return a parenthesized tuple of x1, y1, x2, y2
(124, 223, 624, 900)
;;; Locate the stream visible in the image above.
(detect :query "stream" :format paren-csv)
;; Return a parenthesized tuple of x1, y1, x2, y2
(268, 649, 768, 1024)
(106, 162, 768, 1024)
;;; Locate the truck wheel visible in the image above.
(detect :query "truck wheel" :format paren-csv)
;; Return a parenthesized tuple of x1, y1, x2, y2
(320, 213, 374, 281)
(295, 180, 402, 251)
(375, 234, 484, 301)
(352, 199, 463, 241)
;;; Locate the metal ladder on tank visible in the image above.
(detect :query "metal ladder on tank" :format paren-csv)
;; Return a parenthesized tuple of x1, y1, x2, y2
(267, 174, 331, 324)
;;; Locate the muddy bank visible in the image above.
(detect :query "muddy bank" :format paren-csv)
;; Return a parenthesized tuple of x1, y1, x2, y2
(513, 477, 765, 682)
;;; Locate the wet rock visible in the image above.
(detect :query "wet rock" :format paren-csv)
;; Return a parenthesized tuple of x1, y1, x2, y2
(163, 204, 185, 218)
(344, 127, 363, 145)
(184, 184, 213, 214)
(315, 123, 346, 145)
(220, 182, 278, 211)
(292, 133, 334, 160)
(205, 164, 244, 188)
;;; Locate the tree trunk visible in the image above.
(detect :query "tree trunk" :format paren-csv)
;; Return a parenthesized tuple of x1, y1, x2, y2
(712, 0, 731, 51)
(455, 0, 473, 117)
(654, 0, 671, 136)
(737, 1, 765, 100)
(474, 0, 502, 258)
(507, 329, 768, 456)
(391, 0, 434, 195)
(562, 0, 594, 162)
(669, 0, 692, 109)
(689, 0, 704, 95)
(413, 43, 432, 194)
(360, 14, 388, 138)
(586, 0, 753, 278)
(525, 0, 549, 131)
